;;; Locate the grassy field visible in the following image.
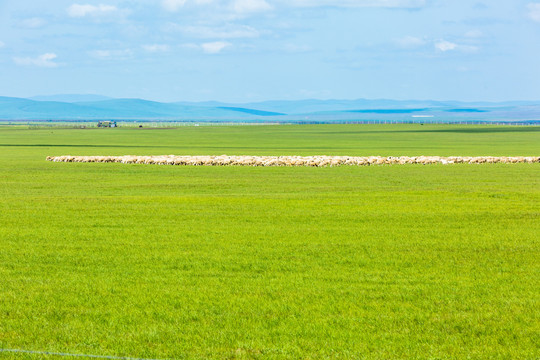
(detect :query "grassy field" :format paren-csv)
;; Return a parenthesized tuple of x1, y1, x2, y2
(0, 124, 539, 359)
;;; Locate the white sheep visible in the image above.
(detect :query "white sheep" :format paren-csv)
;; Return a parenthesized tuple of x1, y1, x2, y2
(46, 155, 540, 167)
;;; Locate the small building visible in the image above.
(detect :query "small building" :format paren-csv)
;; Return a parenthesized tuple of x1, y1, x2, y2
(97, 121, 117, 128)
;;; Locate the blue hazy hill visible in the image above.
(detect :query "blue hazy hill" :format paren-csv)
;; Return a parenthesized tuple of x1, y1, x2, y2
(74, 99, 187, 118)
(29, 94, 113, 103)
(0, 95, 538, 122)
(0, 97, 273, 120)
(217, 107, 285, 116)
(0, 96, 115, 119)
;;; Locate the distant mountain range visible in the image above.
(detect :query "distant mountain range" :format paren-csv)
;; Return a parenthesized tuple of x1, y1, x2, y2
(1, 95, 539, 122)
(29, 94, 113, 103)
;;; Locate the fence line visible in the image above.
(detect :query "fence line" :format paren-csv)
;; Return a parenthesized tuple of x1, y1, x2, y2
(2, 119, 540, 127)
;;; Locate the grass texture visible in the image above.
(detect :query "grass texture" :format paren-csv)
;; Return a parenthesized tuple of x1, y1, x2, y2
(0, 124, 539, 359)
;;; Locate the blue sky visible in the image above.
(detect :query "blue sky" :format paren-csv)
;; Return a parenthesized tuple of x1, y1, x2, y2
(1, 0, 539, 102)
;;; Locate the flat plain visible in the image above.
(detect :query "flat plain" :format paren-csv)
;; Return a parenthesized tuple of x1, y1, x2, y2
(0, 124, 539, 359)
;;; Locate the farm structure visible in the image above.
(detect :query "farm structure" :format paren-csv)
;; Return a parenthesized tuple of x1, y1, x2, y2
(97, 121, 117, 128)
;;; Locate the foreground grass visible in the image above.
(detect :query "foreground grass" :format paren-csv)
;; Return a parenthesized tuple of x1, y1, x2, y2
(0, 125, 539, 359)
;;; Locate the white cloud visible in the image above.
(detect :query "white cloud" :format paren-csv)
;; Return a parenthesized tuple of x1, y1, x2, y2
(177, 24, 260, 38)
(13, 53, 60, 68)
(286, 0, 427, 8)
(0, 41, 4, 48)
(435, 40, 478, 53)
(142, 44, 170, 52)
(67, 4, 119, 17)
(160, 0, 423, 14)
(162, 0, 271, 17)
(459, 45, 479, 53)
(162, 0, 187, 11)
(20, 18, 47, 28)
(89, 49, 133, 59)
(283, 44, 312, 53)
(395, 36, 426, 48)
(528, 3, 540, 22)
(232, 0, 272, 13)
(435, 40, 457, 52)
(91, 50, 112, 58)
(464, 30, 483, 38)
(201, 41, 231, 53)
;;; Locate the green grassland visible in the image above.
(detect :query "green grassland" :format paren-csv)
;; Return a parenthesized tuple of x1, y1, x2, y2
(0, 124, 539, 359)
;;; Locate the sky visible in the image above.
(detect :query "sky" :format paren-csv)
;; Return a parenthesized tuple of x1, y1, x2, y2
(0, 0, 539, 102)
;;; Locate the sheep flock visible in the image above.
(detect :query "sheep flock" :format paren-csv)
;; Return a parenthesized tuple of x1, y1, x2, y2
(46, 155, 540, 167)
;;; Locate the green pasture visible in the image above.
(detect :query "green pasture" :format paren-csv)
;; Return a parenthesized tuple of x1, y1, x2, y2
(0, 124, 539, 359)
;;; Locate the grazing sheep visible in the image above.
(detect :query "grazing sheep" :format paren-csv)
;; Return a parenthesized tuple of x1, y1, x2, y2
(46, 155, 540, 167)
